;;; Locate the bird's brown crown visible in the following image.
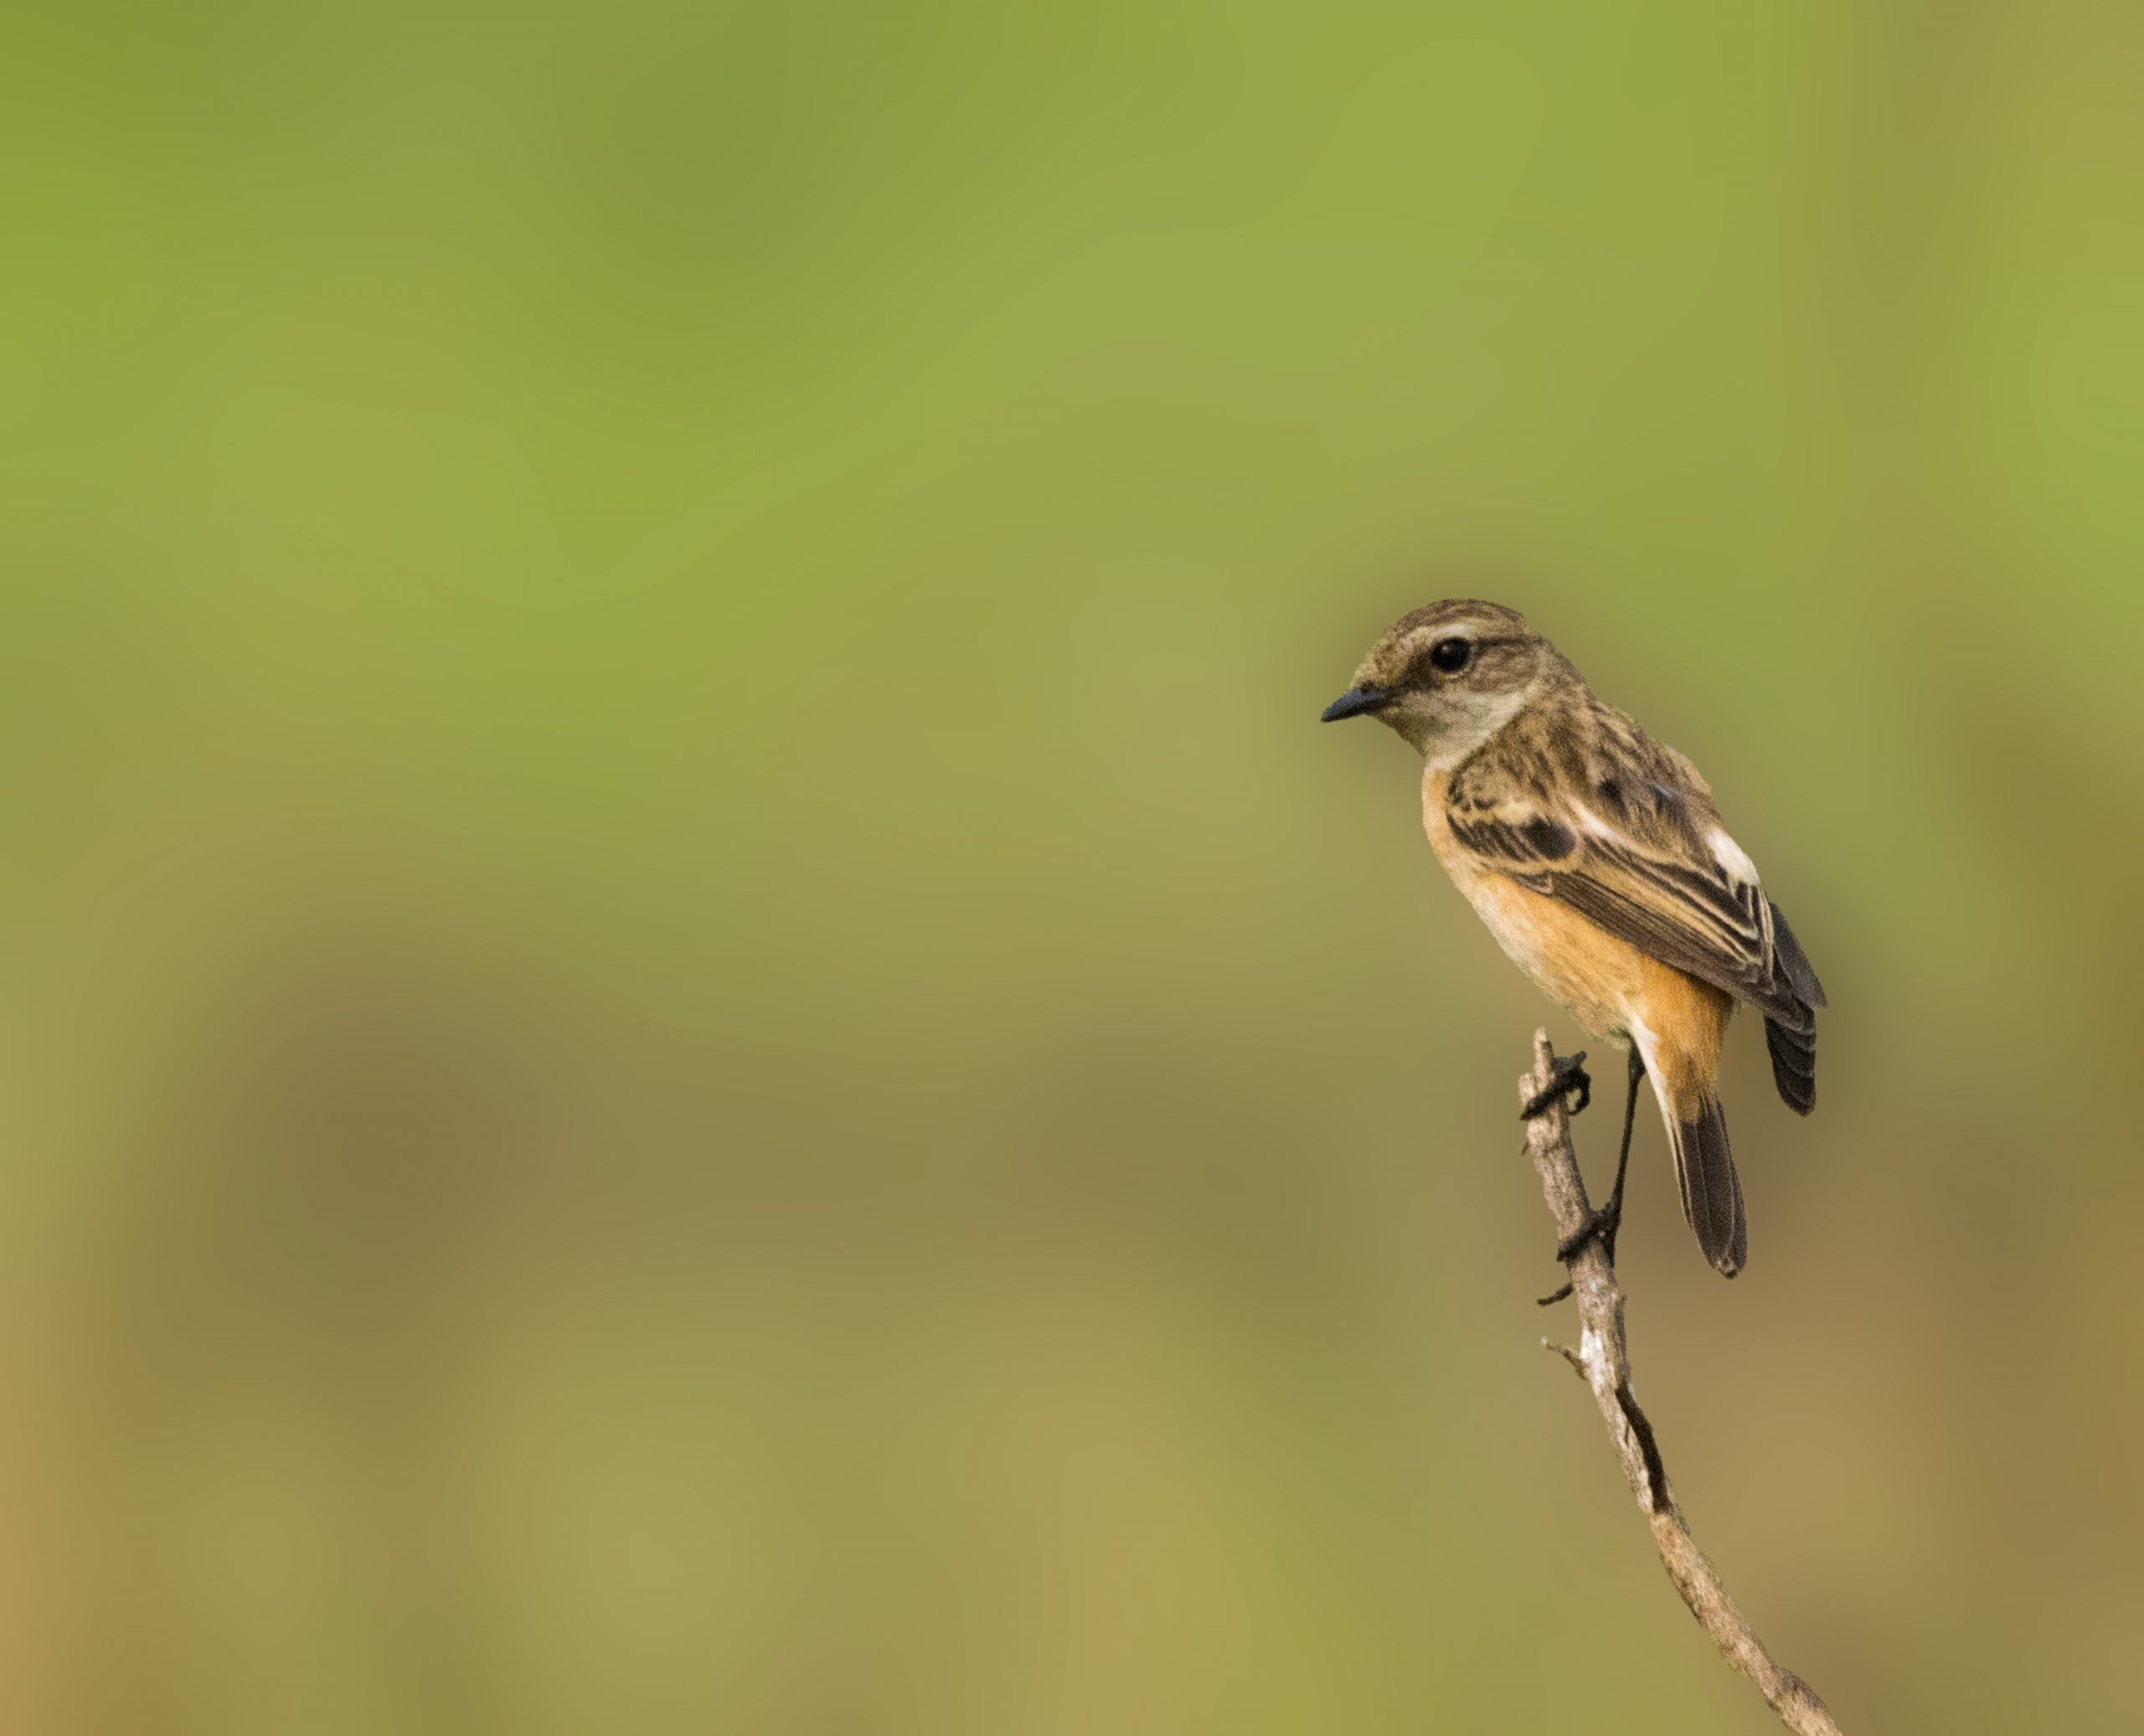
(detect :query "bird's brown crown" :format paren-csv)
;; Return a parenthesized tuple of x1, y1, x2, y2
(1354, 600, 1534, 687)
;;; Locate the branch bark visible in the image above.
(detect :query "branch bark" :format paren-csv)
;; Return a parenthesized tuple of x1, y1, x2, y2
(1518, 1028, 1844, 1736)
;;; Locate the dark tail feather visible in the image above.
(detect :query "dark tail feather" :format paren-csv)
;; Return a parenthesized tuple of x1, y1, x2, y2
(1670, 1095, 1746, 1278)
(1765, 1015, 1817, 1115)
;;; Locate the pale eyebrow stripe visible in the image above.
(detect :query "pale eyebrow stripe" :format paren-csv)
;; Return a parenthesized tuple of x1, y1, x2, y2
(1416, 627, 1513, 649)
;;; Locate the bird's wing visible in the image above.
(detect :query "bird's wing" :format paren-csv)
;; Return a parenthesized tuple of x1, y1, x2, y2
(1444, 725, 1826, 1025)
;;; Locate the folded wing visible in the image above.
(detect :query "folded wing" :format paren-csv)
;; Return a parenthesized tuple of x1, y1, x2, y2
(1445, 715, 1826, 1112)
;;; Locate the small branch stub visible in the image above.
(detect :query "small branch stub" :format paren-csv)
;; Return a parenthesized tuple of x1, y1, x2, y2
(1518, 1029, 1843, 1736)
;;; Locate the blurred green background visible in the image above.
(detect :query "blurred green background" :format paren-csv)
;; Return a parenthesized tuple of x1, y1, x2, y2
(3, 2, 2141, 1731)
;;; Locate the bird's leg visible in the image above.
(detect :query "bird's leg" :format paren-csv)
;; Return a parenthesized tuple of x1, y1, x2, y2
(1519, 1049, 1590, 1121)
(1538, 1048, 1646, 1306)
(1560, 1048, 1644, 1261)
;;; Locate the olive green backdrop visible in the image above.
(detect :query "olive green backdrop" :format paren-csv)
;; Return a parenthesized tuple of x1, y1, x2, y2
(4, 3, 2141, 1732)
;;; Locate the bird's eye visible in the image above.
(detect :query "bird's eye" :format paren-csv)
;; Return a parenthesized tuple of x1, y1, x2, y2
(1429, 637, 1471, 674)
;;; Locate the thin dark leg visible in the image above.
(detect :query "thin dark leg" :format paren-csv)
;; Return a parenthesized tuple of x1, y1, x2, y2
(1590, 1048, 1646, 1256)
(1538, 1048, 1647, 1306)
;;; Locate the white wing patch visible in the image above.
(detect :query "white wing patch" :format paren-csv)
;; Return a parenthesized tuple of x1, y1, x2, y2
(1706, 828, 1759, 886)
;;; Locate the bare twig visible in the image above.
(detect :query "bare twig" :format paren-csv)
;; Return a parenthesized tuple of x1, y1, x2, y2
(1518, 1028, 1843, 1735)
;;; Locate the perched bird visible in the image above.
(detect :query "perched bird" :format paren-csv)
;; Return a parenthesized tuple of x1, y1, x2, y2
(1322, 600, 1825, 1277)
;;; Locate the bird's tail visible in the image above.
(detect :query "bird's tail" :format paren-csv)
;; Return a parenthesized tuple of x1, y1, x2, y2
(1668, 1092, 1746, 1278)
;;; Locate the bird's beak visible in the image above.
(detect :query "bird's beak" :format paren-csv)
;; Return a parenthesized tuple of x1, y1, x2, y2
(1320, 683, 1395, 723)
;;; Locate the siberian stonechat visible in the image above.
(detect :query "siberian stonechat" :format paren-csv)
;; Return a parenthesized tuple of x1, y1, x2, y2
(1322, 600, 1825, 1277)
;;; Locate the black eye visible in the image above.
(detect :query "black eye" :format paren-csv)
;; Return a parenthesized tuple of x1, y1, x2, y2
(1428, 637, 1471, 673)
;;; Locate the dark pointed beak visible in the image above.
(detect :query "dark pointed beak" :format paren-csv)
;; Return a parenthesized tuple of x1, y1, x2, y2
(1320, 683, 1395, 723)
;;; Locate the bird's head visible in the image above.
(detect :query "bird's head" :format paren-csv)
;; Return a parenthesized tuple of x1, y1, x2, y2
(1321, 599, 1554, 766)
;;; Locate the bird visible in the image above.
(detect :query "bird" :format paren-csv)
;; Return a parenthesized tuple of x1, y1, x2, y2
(1320, 599, 1825, 1278)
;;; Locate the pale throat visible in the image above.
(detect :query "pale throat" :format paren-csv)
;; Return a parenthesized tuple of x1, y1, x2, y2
(1416, 688, 1532, 772)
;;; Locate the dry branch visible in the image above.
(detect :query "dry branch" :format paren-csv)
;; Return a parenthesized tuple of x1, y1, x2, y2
(1518, 1028, 1843, 1736)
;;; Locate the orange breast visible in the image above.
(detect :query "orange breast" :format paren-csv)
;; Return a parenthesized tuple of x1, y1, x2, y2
(1420, 770, 1732, 1110)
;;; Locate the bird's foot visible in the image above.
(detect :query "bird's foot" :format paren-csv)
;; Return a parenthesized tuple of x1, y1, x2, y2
(1555, 1197, 1621, 1265)
(1536, 1196, 1622, 1307)
(1520, 1050, 1590, 1121)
